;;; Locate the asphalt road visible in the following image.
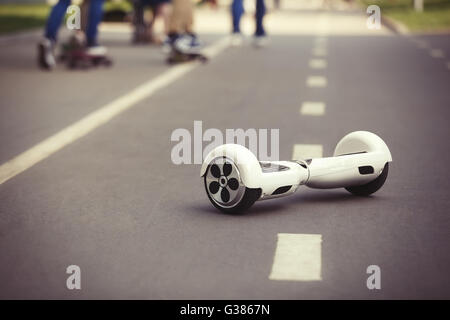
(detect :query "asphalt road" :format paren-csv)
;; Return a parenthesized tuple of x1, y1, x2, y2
(0, 2, 449, 299)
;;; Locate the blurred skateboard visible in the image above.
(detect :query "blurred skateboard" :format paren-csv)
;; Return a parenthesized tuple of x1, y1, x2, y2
(59, 33, 113, 69)
(166, 50, 208, 65)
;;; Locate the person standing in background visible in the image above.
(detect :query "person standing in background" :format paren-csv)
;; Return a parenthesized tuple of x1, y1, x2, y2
(230, 0, 267, 47)
(166, 0, 201, 53)
(132, 0, 172, 44)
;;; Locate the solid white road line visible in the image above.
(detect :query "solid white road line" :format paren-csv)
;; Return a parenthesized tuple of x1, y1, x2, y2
(292, 144, 323, 160)
(306, 76, 327, 88)
(202, 36, 231, 57)
(309, 59, 327, 69)
(269, 233, 322, 281)
(0, 36, 230, 186)
(300, 102, 326, 116)
(429, 49, 445, 58)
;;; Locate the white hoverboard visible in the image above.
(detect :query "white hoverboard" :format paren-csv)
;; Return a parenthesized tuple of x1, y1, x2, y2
(200, 131, 392, 213)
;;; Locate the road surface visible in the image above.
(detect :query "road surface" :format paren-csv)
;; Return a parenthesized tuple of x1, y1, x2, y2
(0, 0, 449, 299)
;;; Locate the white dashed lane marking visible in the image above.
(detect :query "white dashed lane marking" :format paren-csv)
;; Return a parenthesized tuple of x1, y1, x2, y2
(314, 37, 327, 44)
(430, 49, 445, 58)
(309, 59, 327, 69)
(292, 144, 323, 159)
(271, 19, 326, 283)
(416, 40, 429, 49)
(300, 102, 326, 116)
(269, 233, 323, 281)
(306, 76, 327, 88)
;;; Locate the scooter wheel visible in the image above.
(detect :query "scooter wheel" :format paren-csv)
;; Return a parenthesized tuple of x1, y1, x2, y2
(204, 157, 261, 214)
(345, 163, 389, 196)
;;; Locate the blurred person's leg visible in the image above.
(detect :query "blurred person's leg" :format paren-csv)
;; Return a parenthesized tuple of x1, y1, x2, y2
(148, 0, 172, 43)
(231, 0, 244, 34)
(230, 0, 244, 46)
(44, 0, 71, 42)
(168, 0, 200, 54)
(86, 0, 105, 47)
(146, 2, 158, 41)
(158, 0, 172, 36)
(255, 0, 266, 37)
(80, 0, 90, 32)
(168, 0, 193, 35)
(39, 0, 70, 69)
(132, 0, 147, 43)
(133, 0, 145, 27)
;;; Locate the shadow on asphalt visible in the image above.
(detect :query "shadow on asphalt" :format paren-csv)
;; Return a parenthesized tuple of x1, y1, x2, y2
(188, 190, 380, 217)
(188, 201, 288, 217)
(292, 190, 368, 204)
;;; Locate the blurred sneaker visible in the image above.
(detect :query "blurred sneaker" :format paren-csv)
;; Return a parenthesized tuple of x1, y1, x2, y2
(253, 35, 269, 48)
(230, 33, 243, 47)
(38, 38, 56, 70)
(173, 34, 202, 54)
(86, 46, 108, 57)
(187, 33, 202, 49)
